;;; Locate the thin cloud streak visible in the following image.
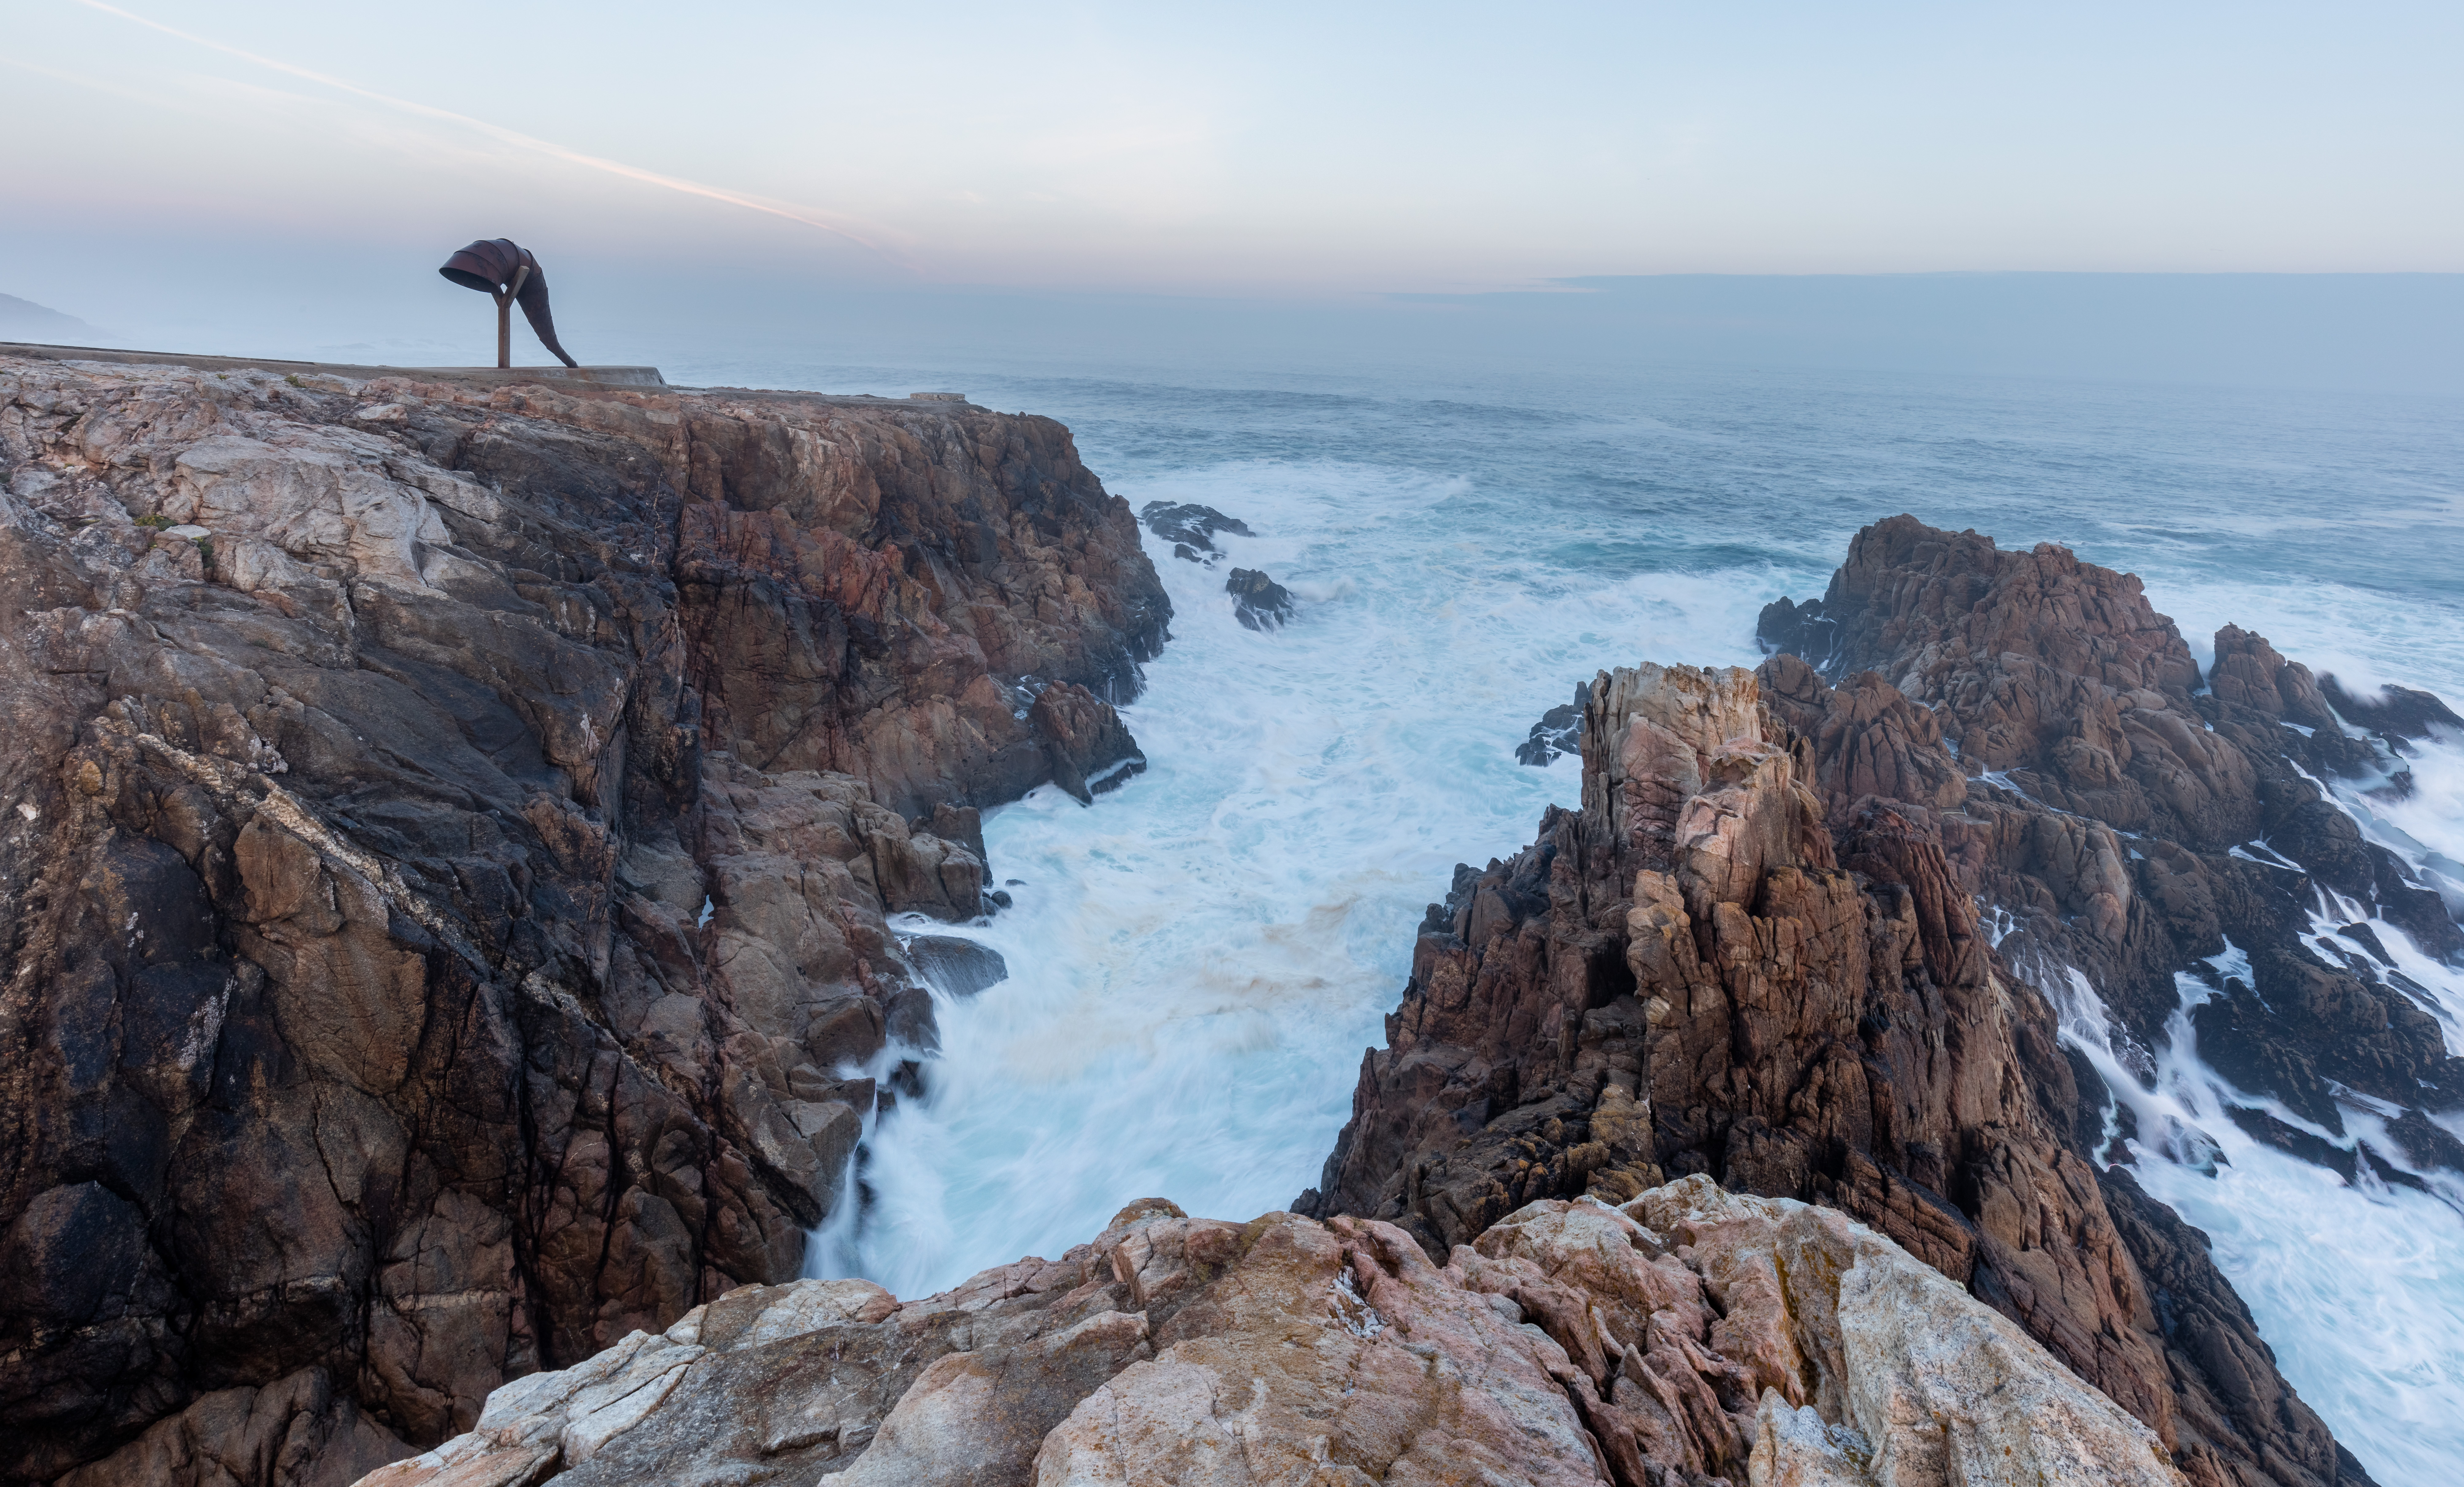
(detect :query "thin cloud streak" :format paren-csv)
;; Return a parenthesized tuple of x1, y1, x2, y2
(71, 0, 913, 265)
(0, 51, 210, 114)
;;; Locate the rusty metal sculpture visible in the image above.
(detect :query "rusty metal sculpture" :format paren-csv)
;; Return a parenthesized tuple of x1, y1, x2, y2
(438, 239, 579, 368)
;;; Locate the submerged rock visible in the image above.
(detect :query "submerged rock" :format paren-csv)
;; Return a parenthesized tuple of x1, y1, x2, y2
(906, 935, 1009, 997)
(2319, 672, 2464, 744)
(1516, 682, 1587, 765)
(358, 1179, 2181, 1487)
(1138, 499, 1253, 557)
(1226, 566, 1296, 630)
(1030, 680, 1147, 803)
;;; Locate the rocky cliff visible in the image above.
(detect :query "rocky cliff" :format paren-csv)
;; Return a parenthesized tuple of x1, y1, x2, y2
(1304, 516, 2437, 1487)
(4, 356, 2435, 1487)
(359, 1179, 2186, 1487)
(0, 353, 1166, 1485)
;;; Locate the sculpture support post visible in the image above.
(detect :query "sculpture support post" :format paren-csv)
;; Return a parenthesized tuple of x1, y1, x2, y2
(440, 241, 576, 369)
(490, 264, 531, 369)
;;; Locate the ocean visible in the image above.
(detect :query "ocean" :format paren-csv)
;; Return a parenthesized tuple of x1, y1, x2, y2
(671, 350, 2464, 1485)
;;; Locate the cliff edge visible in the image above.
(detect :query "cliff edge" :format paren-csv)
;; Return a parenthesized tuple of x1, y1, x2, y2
(359, 1181, 2186, 1487)
(0, 354, 1165, 1484)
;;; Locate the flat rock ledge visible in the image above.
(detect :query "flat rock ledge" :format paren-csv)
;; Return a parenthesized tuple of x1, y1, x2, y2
(357, 1177, 2180, 1487)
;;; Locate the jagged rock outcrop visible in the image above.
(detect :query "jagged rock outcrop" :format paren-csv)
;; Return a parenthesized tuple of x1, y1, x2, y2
(1138, 501, 1251, 564)
(1225, 567, 1295, 631)
(1305, 517, 2430, 1487)
(1028, 680, 1146, 803)
(0, 354, 1169, 1485)
(356, 1180, 2185, 1487)
(1781, 516, 2458, 1093)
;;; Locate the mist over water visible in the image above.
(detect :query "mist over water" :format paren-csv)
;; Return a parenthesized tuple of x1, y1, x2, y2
(698, 350, 2462, 1484)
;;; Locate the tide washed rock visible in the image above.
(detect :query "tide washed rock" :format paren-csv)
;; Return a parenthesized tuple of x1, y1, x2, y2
(0, 356, 1165, 1485)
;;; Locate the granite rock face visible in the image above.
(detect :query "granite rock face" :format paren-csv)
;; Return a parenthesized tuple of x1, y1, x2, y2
(357, 1181, 2183, 1487)
(0, 356, 1167, 1485)
(1306, 518, 2425, 1487)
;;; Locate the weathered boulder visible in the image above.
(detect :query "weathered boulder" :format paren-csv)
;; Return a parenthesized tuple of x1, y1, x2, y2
(0, 353, 1167, 1485)
(356, 1182, 2184, 1487)
(1029, 680, 1147, 803)
(1138, 500, 1253, 559)
(1225, 567, 1295, 630)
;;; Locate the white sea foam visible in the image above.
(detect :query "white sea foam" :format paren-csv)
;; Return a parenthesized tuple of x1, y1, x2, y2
(2044, 935, 2464, 1486)
(811, 457, 1773, 1293)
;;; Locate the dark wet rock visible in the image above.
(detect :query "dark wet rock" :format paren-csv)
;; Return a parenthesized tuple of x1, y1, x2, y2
(1138, 500, 1252, 555)
(0, 353, 1169, 1485)
(2096, 1168, 2380, 1487)
(2383, 1107, 2464, 1173)
(2335, 921, 2396, 966)
(1225, 568, 1295, 631)
(906, 936, 1010, 998)
(2319, 673, 2464, 744)
(1756, 593, 1838, 666)
(1514, 684, 1585, 766)
(1029, 681, 1146, 804)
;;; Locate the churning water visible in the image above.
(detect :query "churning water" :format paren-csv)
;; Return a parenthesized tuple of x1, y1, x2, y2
(683, 349, 2464, 1485)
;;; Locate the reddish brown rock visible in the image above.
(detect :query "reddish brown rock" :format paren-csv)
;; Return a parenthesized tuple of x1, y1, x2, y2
(2210, 625, 2333, 730)
(0, 354, 1167, 1486)
(1802, 516, 2250, 848)
(1306, 517, 2415, 1486)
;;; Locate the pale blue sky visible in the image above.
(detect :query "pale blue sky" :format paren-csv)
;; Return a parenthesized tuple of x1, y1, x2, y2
(5, 1, 2460, 384)
(9, 1, 2461, 289)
